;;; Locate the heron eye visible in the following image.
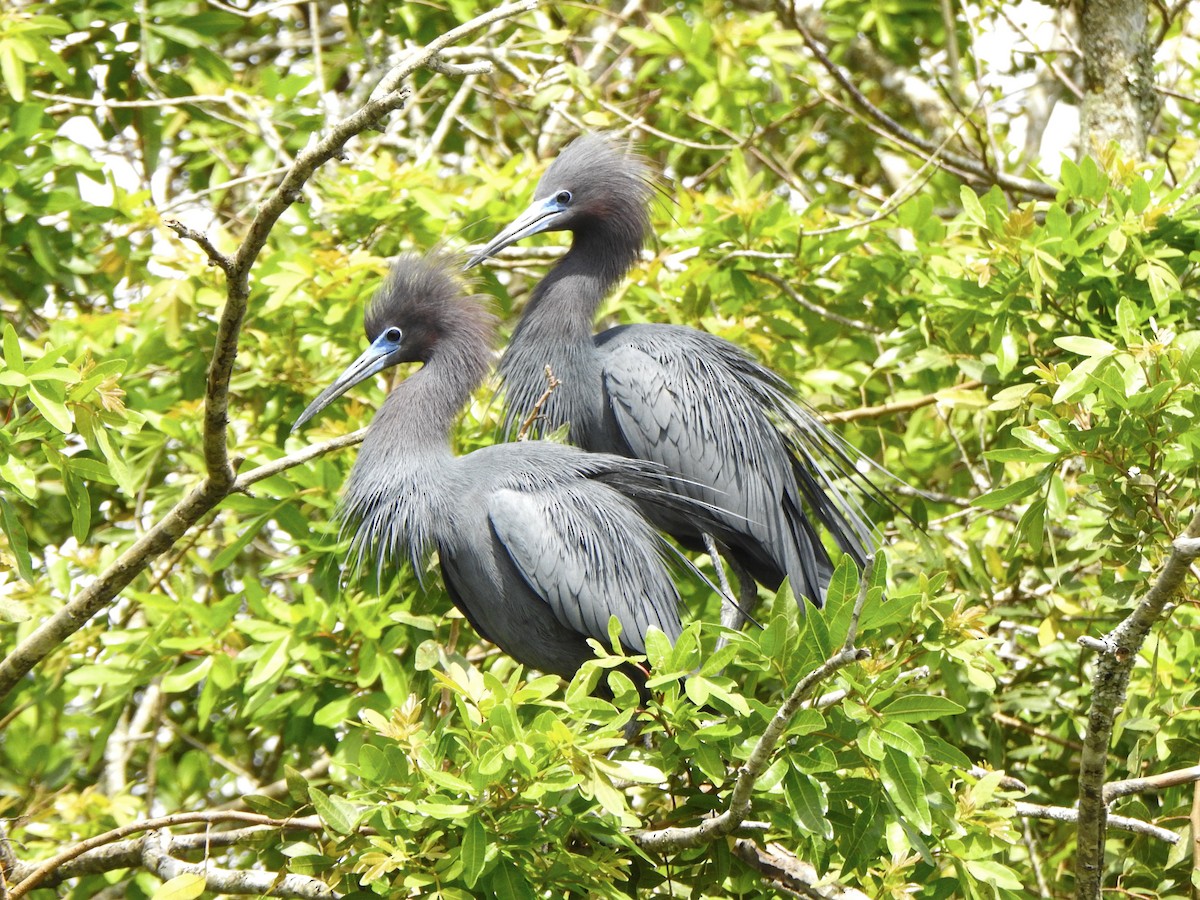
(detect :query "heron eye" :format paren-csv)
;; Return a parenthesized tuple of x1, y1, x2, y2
(555, 190, 572, 206)
(384, 327, 402, 343)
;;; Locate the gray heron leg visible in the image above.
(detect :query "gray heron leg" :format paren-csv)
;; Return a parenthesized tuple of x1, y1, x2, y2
(706, 533, 758, 648)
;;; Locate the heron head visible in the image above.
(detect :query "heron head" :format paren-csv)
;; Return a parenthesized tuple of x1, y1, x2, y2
(465, 133, 653, 269)
(291, 325, 410, 432)
(293, 252, 482, 431)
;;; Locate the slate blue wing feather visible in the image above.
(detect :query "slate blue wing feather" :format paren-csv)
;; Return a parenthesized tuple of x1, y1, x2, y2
(596, 324, 856, 603)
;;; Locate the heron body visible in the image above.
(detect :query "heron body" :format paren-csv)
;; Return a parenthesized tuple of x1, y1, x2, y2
(294, 253, 684, 682)
(467, 134, 877, 608)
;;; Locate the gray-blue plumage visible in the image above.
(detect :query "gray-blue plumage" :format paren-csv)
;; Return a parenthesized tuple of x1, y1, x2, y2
(466, 134, 879, 608)
(294, 252, 683, 681)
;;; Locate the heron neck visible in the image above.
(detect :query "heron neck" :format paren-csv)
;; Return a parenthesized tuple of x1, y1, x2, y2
(520, 227, 639, 337)
(371, 347, 487, 457)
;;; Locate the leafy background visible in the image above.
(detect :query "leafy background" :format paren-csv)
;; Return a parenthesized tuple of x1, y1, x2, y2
(1, 0, 1198, 897)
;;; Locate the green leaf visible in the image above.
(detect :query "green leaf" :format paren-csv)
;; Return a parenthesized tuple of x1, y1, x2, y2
(490, 864, 535, 900)
(973, 473, 1046, 510)
(62, 464, 91, 543)
(151, 873, 206, 900)
(964, 859, 1023, 890)
(242, 794, 295, 818)
(0, 495, 35, 582)
(246, 636, 291, 690)
(1054, 335, 1116, 357)
(879, 694, 966, 722)
(461, 816, 487, 888)
(784, 769, 831, 839)
(212, 505, 284, 570)
(308, 787, 357, 835)
(823, 554, 858, 612)
(161, 656, 213, 693)
(959, 185, 985, 226)
(27, 383, 72, 433)
(923, 733, 974, 769)
(878, 720, 925, 756)
(2, 323, 24, 374)
(1052, 355, 1104, 404)
(880, 746, 932, 833)
(0, 42, 26, 102)
(840, 794, 883, 873)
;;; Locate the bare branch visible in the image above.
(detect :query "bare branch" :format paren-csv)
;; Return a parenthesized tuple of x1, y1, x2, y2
(1191, 772, 1200, 890)
(1103, 764, 1200, 803)
(235, 429, 368, 493)
(731, 839, 871, 899)
(1016, 803, 1178, 844)
(779, 4, 1057, 201)
(140, 829, 338, 899)
(821, 381, 984, 424)
(32, 90, 252, 111)
(1075, 509, 1200, 898)
(7, 823, 323, 890)
(516, 366, 561, 440)
(747, 271, 880, 334)
(165, 220, 234, 276)
(424, 56, 494, 77)
(0, 819, 17, 899)
(9, 813, 328, 898)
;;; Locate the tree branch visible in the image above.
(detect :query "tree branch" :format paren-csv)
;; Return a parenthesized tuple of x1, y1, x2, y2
(9, 813, 328, 898)
(820, 381, 984, 424)
(140, 829, 338, 899)
(165, 220, 234, 276)
(778, 4, 1057, 201)
(748, 271, 880, 334)
(1075, 509, 1200, 899)
(634, 557, 875, 852)
(1079, 0, 1154, 158)
(1103, 764, 1200, 803)
(1016, 803, 1178, 844)
(0, 1, 539, 708)
(7, 822, 320, 889)
(731, 839, 871, 899)
(236, 429, 367, 493)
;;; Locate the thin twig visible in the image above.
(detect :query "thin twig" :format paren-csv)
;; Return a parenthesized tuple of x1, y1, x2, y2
(516, 365, 561, 440)
(164, 221, 234, 275)
(783, 8, 1057, 200)
(32, 90, 251, 111)
(821, 381, 984, 423)
(235, 429, 368, 493)
(748, 271, 880, 334)
(1022, 818, 1052, 899)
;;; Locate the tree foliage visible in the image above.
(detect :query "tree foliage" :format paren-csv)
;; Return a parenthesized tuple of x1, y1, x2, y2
(1, 1, 1199, 898)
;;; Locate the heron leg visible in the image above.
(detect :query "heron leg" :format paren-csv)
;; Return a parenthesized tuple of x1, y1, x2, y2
(705, 533, 756, 648)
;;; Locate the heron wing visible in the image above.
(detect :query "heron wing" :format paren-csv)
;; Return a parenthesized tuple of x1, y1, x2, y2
(486, 483, 682, 652)
(599, 330, 836, 602)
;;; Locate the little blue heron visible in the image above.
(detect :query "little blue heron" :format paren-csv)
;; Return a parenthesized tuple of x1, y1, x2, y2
(466, 134, 880, 622)
(293, 252, 694, 688)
